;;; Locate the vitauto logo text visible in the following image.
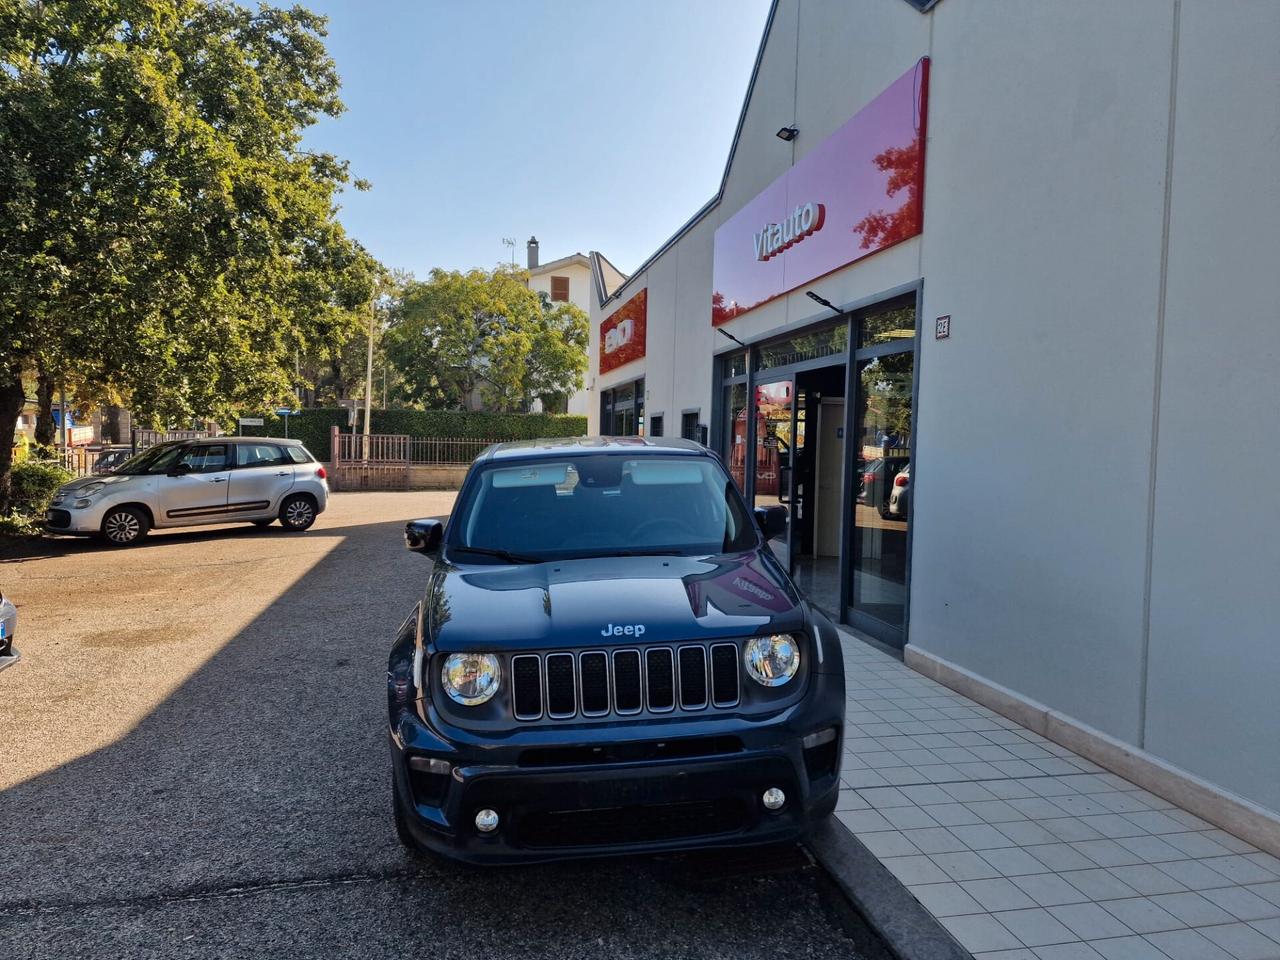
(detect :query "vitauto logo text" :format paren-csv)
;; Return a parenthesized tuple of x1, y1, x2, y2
(603, 316, 634, 354)
(753, 202, 825, 261)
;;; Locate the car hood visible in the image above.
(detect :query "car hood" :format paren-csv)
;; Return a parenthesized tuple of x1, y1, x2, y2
(427, 551, 804, 651)
(58, 474, 138, 494)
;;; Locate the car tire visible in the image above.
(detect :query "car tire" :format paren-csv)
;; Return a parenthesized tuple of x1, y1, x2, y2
(392, 775, 425, 858)
(279, 494, 317, 532)
(100, 506, 150, 547)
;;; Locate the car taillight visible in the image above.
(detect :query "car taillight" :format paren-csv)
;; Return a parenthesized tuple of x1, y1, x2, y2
(894, 474, 908, 487)
(863, 472, 875, 485)
(316, 466, 327, 480)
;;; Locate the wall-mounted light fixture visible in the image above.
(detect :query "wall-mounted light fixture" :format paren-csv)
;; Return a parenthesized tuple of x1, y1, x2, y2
(805, 290, 842, 316)
(775, 126, 799, 142)
(717, 327, 747, 348)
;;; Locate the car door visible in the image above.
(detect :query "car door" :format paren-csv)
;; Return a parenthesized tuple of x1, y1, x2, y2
(154, 443, 231, 524)
(226, 443, 294, 518)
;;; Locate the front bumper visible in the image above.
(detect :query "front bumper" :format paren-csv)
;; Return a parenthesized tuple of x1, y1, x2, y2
(389, 665, 844, 864)
(45, 501, 111, 534)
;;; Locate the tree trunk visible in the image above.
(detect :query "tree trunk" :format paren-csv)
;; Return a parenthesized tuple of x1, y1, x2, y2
(34, 367, 55, 447)
(0, 365, 26, 514)
(103, 404, 124, 443)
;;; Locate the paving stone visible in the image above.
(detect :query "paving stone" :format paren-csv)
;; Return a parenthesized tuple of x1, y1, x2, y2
(1012, 873, 1092, 908)
(908, 880, 986, 918)
(992, 907, 1077, 947)
(1098, 898, 1185, 935)
(1197, 922, 1280, 960)
(940, 913, 1024, 953)
(1047, 901, 1133, 940)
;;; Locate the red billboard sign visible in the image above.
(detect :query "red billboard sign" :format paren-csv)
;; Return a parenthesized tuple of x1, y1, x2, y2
(712, 59, 929, 325)
(599, 287, 647, 374)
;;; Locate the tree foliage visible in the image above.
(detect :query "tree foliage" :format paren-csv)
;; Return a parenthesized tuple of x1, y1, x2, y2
(0, 0, 381, 508)
(384, 265, 588, 413)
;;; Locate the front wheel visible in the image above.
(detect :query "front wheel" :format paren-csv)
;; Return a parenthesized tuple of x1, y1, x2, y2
(101, 507, 150, 547)
(279, 494, 317, 531)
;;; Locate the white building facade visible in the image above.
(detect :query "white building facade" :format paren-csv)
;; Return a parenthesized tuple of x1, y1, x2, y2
(587, 0, 1280, 847)
(522, 238, 625, 416)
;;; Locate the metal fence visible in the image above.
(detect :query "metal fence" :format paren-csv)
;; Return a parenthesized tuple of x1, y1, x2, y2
(331, 431, 410, 491)
(58, 429, 212, 478)
(327, 430, 509, 491)
(407, 437, 496, 465)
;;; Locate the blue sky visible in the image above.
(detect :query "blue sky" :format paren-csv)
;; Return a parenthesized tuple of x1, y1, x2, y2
(300, 0, 773, 277)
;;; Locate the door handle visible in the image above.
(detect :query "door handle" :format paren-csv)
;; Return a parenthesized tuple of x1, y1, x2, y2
(211, 477, 227, 483)
(276, 472, 291, 477)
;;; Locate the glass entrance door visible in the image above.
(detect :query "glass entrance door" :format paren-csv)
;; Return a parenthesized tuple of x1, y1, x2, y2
(752, 378, 795, 568)
(849, 351, 913, 635)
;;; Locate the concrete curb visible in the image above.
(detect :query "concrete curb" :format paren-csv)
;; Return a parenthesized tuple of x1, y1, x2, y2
(806, 818, 972, 960)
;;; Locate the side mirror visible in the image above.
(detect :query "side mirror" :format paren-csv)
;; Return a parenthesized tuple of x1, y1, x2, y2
(755, 504, 788, 541)
(167, 462, 192, 477)
(404, 518, 443, 556)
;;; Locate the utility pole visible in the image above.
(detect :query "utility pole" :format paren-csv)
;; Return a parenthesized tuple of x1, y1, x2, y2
(363, 295, 375, 439)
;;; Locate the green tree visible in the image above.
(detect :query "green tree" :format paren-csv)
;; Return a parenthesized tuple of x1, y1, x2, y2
(525, 293, 588, 413)
(0, 0, 379, 508)
(385, 265, 587, 413)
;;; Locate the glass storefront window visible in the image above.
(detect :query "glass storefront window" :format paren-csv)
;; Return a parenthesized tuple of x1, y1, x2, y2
(753, 380, 794, 565)
(756, 323, 848, 371)
(725, 382, 748, 491)
(849, 352, 913, 629)
(600, 377, 644, 436)
(857, 301, 916, 348)
(722, 350, 748, 378)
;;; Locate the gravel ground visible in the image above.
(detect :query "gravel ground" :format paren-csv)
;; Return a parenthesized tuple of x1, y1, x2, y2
(0, 492, 866, 959)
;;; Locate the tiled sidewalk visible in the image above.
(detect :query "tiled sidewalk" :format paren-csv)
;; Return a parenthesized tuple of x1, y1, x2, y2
(834, 631, 1280, 960)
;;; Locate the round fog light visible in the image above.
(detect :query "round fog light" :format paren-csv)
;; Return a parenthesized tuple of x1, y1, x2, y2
(475, 808, 499, 833)
(762, 787, 786, 811)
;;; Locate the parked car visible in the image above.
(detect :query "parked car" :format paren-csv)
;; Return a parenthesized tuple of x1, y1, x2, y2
(0, 589, 15, 659)
(46, 437, 328, 546)
(887, 463, 910, 519)
(858, 456, 909, 519)
(91, 448, 134, 475)
(387, 437, 846, 864)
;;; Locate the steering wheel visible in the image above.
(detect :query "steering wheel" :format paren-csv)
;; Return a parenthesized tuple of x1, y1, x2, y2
(630, 517, 701, 544)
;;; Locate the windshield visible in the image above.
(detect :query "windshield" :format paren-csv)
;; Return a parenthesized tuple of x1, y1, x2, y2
(112, 443, 186, 475)
(449, 454, 758, 561)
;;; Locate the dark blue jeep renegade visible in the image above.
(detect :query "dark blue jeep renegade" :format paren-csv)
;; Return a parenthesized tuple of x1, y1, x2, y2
(387, 437, 845, 863)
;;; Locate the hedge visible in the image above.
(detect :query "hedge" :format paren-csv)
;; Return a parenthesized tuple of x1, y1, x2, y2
(248, 408, 587, 457)
(1, 459, 73, 536)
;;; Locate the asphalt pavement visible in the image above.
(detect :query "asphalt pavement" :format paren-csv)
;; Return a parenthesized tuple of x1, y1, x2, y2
(0, 492, 869, 959)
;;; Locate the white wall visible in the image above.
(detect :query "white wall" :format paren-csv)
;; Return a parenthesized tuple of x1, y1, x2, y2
(527, 261, 593, 314)
(1141, 0, 1280, 812)
(528, 259, 593, 416)
(910, 0, 1175, 745)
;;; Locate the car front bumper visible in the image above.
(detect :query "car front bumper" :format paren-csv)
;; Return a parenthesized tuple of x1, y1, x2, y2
(0, 598, 16, 659)
(45, 500, 112, 535)
(389, 665, 844, 864)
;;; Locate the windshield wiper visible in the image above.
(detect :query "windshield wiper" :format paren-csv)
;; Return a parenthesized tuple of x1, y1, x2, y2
(453, 546, 542, 564)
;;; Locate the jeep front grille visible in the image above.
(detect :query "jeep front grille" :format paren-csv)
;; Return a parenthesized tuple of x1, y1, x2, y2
(510, 642, 741, 721)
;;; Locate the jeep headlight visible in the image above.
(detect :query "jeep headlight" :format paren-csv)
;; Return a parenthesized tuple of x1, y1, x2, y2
(744, 634, 801, 687)
(78, 482, 106, 498)
(441, 653, 501, 706)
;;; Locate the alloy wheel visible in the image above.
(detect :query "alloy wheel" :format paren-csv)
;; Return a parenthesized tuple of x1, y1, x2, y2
(104, 512, 141, 544)
(285, 499, 314, 528)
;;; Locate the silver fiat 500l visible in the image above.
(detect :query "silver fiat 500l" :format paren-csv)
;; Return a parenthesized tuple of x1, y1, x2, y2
(47, 437, 329, 546)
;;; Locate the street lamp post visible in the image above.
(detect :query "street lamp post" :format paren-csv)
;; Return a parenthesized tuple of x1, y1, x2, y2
(363, 295, 375, 441)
